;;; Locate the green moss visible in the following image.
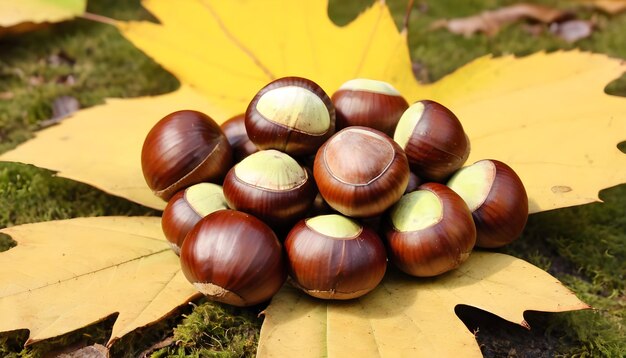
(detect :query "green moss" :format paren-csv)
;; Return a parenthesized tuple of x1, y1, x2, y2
(152, 301, 262, 358)
(0, 162, 156, 229)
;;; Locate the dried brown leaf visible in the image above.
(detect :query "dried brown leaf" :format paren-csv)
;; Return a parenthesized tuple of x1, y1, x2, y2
(431, 3, 569, 36)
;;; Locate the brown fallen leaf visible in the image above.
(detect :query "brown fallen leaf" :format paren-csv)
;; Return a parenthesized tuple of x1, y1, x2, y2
(431, 3, 570, 36)
(579, 0, 626, 14)
(56, 343, 109, 358)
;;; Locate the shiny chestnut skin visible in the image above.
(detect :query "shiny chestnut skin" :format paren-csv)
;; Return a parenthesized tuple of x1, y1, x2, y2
(285, 214, 387, 300)
(332, 78, 409, 137)
(384, 182, 476, 277)
(223, 149, 317, 230)
(220, 113, 258, 162)
(313, 126, 409, 218)
(245, 76, 335, 156)
(161, 183, 228, 255)
(394, 100, 470, 182)
(447, 159, 528, 248)
(404, 171, 422, 194)
(141, 110, 233, 200)
(180, 210, 286, 307)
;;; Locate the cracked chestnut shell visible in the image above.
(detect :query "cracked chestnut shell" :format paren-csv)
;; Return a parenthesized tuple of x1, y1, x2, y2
(220, 113, 258, 162)
(245, 76, 335, 156)
(161, 183, 228, 255)
(180, 210, 286, 307)
(332, 78, 409, 137)
(394, 100, 470, 182)
(384, 182, 476, 277)
(223, 149, 317, 229)
(446, 159, 528, 248)
(313, 126, 409, 218)
(141, 110, 233, 200)
(285, 214, 387, 300)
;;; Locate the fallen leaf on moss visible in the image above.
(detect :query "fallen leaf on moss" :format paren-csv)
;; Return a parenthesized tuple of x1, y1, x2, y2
(430, 3, 569, 37)
(0, 0, 86, 35)
(258, 252, 589, 357)
(0, 217, 199, 346)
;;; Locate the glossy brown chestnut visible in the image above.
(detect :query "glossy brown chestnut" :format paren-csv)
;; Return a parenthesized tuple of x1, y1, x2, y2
(141, 110, 233, 200)
(180, 210, 286, 307)
(223, 149, 317, 229)
(313, 126, 409, 218)
(285, 214, 387, 299)
(446, 159, 528, 248)
(332, 78, 409, 137)
(161, 183, 229, 255)
(245, 76, 335, 156)
(220, 113, 258, 162)
(384, 182, 476, 277)
(404, 171, 422, 194)
(394, 100, 470, 182)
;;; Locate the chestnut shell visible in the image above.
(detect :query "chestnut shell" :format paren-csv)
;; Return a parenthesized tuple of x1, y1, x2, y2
(313, 126, 409, 218)
(332, 80, 408, 136)
(245, 76, 335, 156)
(448, 159, 528, 248)
(141, 110, 233, 200)
(285, 215, 387, 299)
(223, 150, 317, 230)
(384, 183, 476, 277)
(394, 100, 470, 182)
(220, 113, 258, 162)
(161, 183, 228, 255)
(179, 210, 286, 307)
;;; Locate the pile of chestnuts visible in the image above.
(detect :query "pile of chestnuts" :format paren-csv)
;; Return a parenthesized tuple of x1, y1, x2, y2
(141, 76, 529, 307)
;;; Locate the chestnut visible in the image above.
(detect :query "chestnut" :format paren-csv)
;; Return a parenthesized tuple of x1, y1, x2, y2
(180, 210, 286, 307)
(284, 214, 387, 300)
(223, 149, 317, 229)
(313, 126, 409, 218)
(394, 100, 470, 182)
(245, 76, 335, 156)
(220, 113, 258, 162)
(446, 159, 528, 248)
(141, 110, 233, 200)
(404, 171, 422, 194)
(161, 183, 229, 255)
(384, 182, 476, 277)
(332, 78, 409, 137)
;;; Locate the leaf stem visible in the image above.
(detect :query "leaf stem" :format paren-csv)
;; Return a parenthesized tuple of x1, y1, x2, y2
(80, 12, 119, 26)
(403, 0, 416, 34)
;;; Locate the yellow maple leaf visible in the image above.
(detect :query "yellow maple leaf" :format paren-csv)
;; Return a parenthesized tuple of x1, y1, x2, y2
(0, 0, 86, 29)
(0, 0, 623, 355)
(0, 217, 199, 346)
